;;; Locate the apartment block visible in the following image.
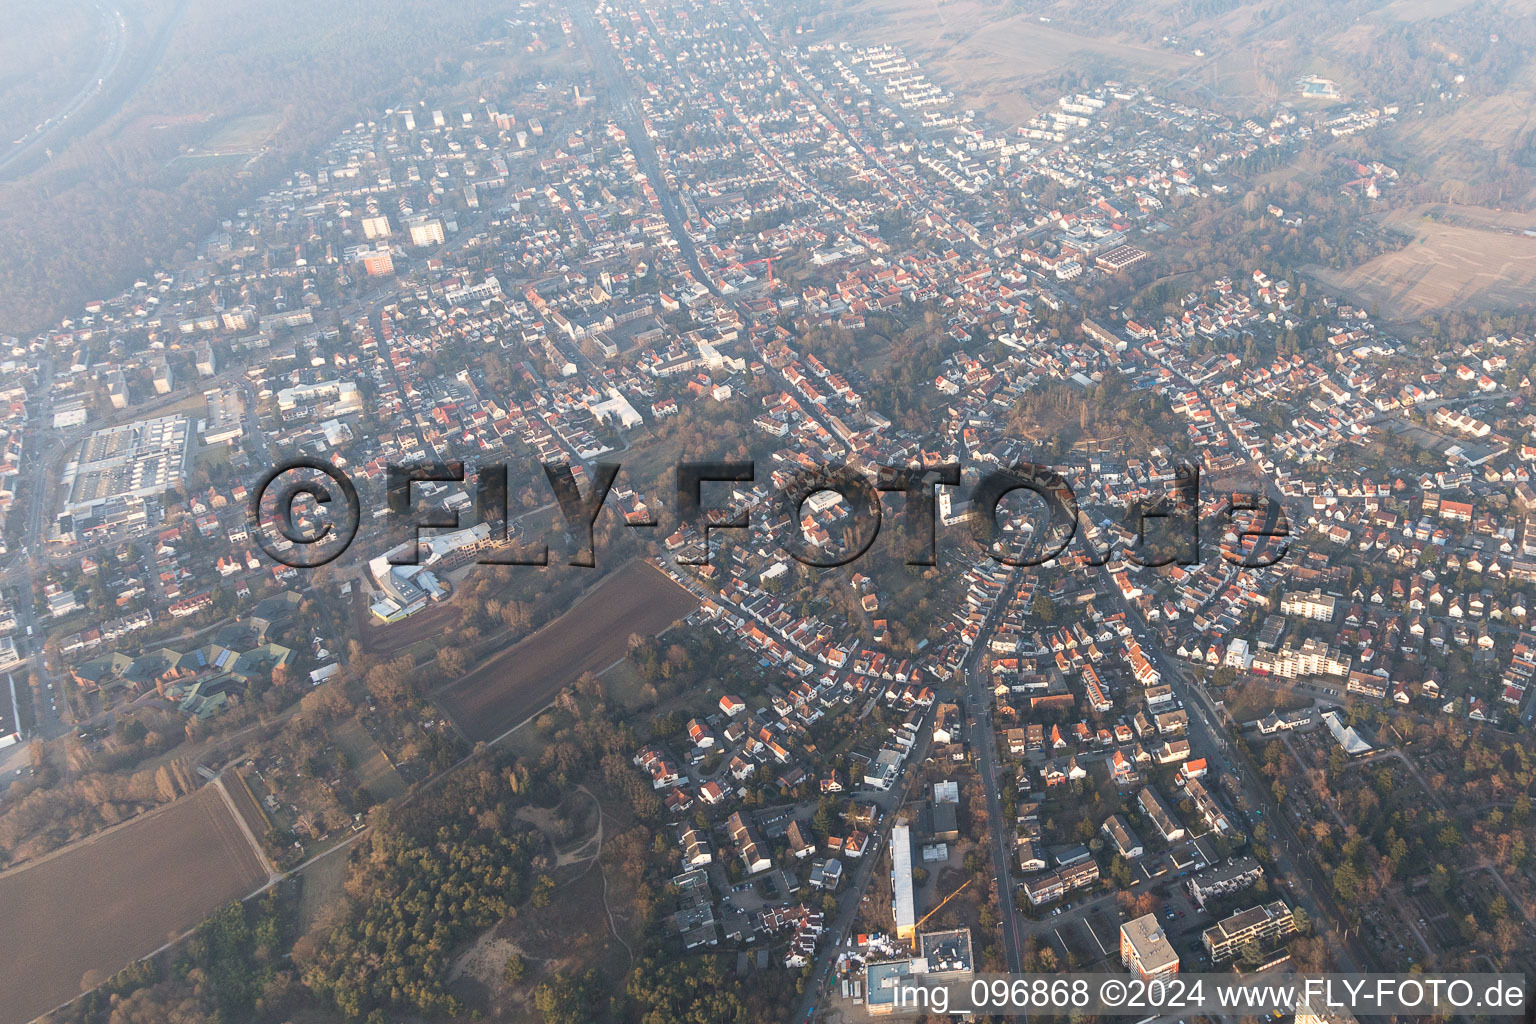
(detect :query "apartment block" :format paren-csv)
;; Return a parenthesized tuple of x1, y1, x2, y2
(1202, 900, 1297, 961)
(1281, 589, 1337, 622)
(1121, 913, 1180, 979)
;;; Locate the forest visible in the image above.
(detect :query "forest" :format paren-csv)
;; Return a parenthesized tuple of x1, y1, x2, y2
(35, 686, 798, 1024)
(0, 0, 515, 333)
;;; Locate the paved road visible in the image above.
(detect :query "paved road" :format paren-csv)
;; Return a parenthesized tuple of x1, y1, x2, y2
(1101, 564, 1372, 976)
(568, 0, 716, 298)
(786, 710, 931, 1024)
(0, 1, 126, 177)
(963, 567, 1027, 976)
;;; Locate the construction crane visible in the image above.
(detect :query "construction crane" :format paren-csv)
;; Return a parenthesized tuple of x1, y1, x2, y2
(738, 255, 776, 290)
(911, 877, 972, 940)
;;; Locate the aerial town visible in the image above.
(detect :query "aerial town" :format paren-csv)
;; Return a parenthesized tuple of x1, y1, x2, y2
(0, 0, 1533, 1021)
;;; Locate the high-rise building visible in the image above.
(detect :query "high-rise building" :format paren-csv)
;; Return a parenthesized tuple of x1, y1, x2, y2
(1120, 914, 1179, 979)
(407, 217, 445, 248)
(361, 250, 395, 277)
(151, 359, 173, 395)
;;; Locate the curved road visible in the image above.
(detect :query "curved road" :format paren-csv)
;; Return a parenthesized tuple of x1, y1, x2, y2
(0, 1, 126, 178)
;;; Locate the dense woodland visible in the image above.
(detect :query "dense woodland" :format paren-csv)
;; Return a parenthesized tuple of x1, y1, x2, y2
(37, 693, 797, 1024)
(296, 772, 538, 1020)
(0, 0, 515, 332)
(1250, 717, 1535, 965)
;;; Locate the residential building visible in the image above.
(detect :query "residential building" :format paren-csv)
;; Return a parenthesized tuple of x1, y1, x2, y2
(1202, 900, 1297, 961)
(1121, 913, 1180, 979)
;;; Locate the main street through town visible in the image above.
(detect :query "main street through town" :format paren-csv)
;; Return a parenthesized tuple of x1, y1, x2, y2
(963, 567, 1028, 977)
(1097, 562, 1374, 977)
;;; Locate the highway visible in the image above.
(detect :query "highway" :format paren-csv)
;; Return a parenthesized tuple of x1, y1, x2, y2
(0, 1, 127, 178)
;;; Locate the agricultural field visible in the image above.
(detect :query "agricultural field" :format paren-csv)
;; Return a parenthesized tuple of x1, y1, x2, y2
(434, 560, 698, 743)
(1311, 204, 1536, 314)
(0, 785, 267, 1023)
(833, 0, 1198, 124)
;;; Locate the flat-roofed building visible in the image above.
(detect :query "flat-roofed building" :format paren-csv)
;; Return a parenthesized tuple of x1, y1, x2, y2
(1202, 900, 1297, 961)
(407, 216, 445, 247)
(202, 387, 245, 447)
(866, 958, 915, 1016)
(1121, 913, 1180, 979)
(1295, 992, 1359, 1024)
(60, 415, 191, 518)
(275, 379, 363, 419)
(892, 822, 916, 941)
(917, 928, 974, 981)
(1095, 244, 1149, 272)
(1281, 589, 1337, 622)
(151, 358, 173, 395)
(1187, 856, 1263, 909)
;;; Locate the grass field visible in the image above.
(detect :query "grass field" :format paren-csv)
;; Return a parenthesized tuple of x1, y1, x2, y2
(434, 560, 698, 743)
(1222, 679, 1316, 723)
(192, 112, 282, 155)
(223, 769, 273, 865)
(336, 717, 407, 802)
(297, 845, 351, 932)
(0, 785, 266, 1023)
(600, 659, 652, 710)
(1311, 204, 1536, 314)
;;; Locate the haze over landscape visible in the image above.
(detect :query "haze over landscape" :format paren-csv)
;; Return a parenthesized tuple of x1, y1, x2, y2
(0, 0, 1534, 1021)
